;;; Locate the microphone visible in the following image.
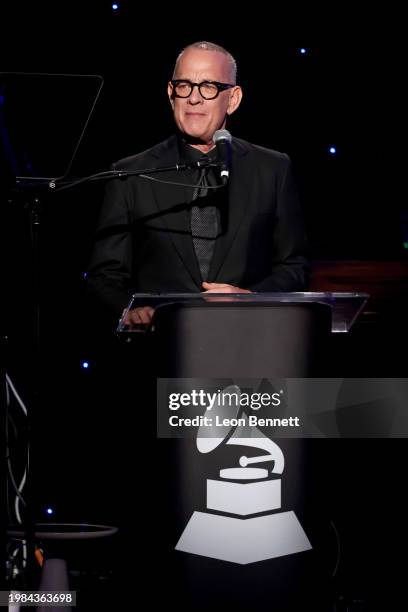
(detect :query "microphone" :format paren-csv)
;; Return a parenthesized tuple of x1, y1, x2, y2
(213, 129, 232, 185)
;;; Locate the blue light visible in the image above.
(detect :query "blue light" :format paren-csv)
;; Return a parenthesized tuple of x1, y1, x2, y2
(299, 48, 307, 55)
(329, 147, 337, 154)
(81, 361, 89, 369)
(112, 2, 119, 9)
(83, 271, 87, 279)
(46, 507, 54, 515)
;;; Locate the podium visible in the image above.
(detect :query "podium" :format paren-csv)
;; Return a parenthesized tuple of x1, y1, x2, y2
(117, 292, 368, 610)
(118, 292, 367, 377)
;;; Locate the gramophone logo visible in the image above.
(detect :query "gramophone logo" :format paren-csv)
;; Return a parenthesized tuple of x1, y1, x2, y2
(175, 385, 312, 564)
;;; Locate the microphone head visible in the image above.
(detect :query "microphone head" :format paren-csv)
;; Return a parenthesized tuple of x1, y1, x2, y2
(213, 129, 232, 144)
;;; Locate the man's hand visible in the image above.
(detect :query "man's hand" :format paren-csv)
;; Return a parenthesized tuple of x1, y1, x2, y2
(121, 306, 155, 329)
(202, 282, 251, 294)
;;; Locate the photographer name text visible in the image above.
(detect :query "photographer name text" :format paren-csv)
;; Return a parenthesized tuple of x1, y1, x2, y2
(168, 415, 300, 427)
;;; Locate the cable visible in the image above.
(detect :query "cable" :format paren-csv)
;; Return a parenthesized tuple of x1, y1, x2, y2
(7, 410, 18, 440)
(5, 373, 29, 525)
(7, 458, 26, 508)
(330, 519, 341, 578)
(5, 374, 28, 416)
(52, 169, 120, 192)
(14, 469, 27, 525)
(53, 170, 226, 192)
(138, 173, 225, 189)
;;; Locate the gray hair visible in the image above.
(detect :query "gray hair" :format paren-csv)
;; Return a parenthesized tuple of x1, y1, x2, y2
(173, 41, 237, 84)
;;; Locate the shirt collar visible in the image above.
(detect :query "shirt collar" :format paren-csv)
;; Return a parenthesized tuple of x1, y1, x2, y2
(177, 136, 218, 163)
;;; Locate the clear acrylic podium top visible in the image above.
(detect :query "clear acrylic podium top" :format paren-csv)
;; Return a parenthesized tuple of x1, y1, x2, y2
(117, 292, 369, 334)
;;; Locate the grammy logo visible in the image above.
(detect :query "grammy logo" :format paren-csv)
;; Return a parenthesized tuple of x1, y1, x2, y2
(175, 385, 312, 564)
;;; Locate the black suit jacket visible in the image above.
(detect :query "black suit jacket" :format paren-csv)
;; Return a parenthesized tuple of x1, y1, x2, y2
(87, 135, 309, 317)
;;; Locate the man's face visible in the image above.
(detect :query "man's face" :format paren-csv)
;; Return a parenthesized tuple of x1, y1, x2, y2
(167, 48, 242, 146)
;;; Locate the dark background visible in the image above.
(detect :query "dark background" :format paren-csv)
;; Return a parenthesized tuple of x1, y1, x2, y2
(1, 3, 407, 609)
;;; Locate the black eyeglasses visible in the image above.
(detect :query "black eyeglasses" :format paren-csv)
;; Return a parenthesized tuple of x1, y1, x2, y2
(170, 79, 235, 100)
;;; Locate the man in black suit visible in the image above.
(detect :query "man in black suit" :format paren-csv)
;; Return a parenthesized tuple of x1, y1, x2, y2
(87, 41, 309, 328)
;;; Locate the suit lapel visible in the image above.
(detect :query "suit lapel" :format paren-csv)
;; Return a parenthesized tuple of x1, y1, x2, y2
(209, 138, 251, 280)
(149, 137, 202, 286)
(147, 136, 251, 287)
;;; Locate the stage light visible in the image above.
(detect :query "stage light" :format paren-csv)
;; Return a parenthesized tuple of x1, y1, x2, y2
(112, 2, 119, 9)
(83, 272, 87, 279)
(81, 361, 89, 369)
(46, 507, 54, 515)
(329, 146, 337, 154)
(299, 48, 307, 55)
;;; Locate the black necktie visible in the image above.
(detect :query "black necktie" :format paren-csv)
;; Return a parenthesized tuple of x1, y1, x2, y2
(191, 167, 218, 281)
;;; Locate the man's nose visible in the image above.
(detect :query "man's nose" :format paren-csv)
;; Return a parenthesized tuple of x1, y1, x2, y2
(188, 85, 203, 104)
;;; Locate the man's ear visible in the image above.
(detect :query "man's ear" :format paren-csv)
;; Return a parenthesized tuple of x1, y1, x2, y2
(167, 82, 175, 110)
(227, 86, 243, 116)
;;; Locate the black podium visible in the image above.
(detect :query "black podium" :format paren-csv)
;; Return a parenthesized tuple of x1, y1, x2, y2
(119, 291, 367, 376)
(117, 292, 368, 611)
